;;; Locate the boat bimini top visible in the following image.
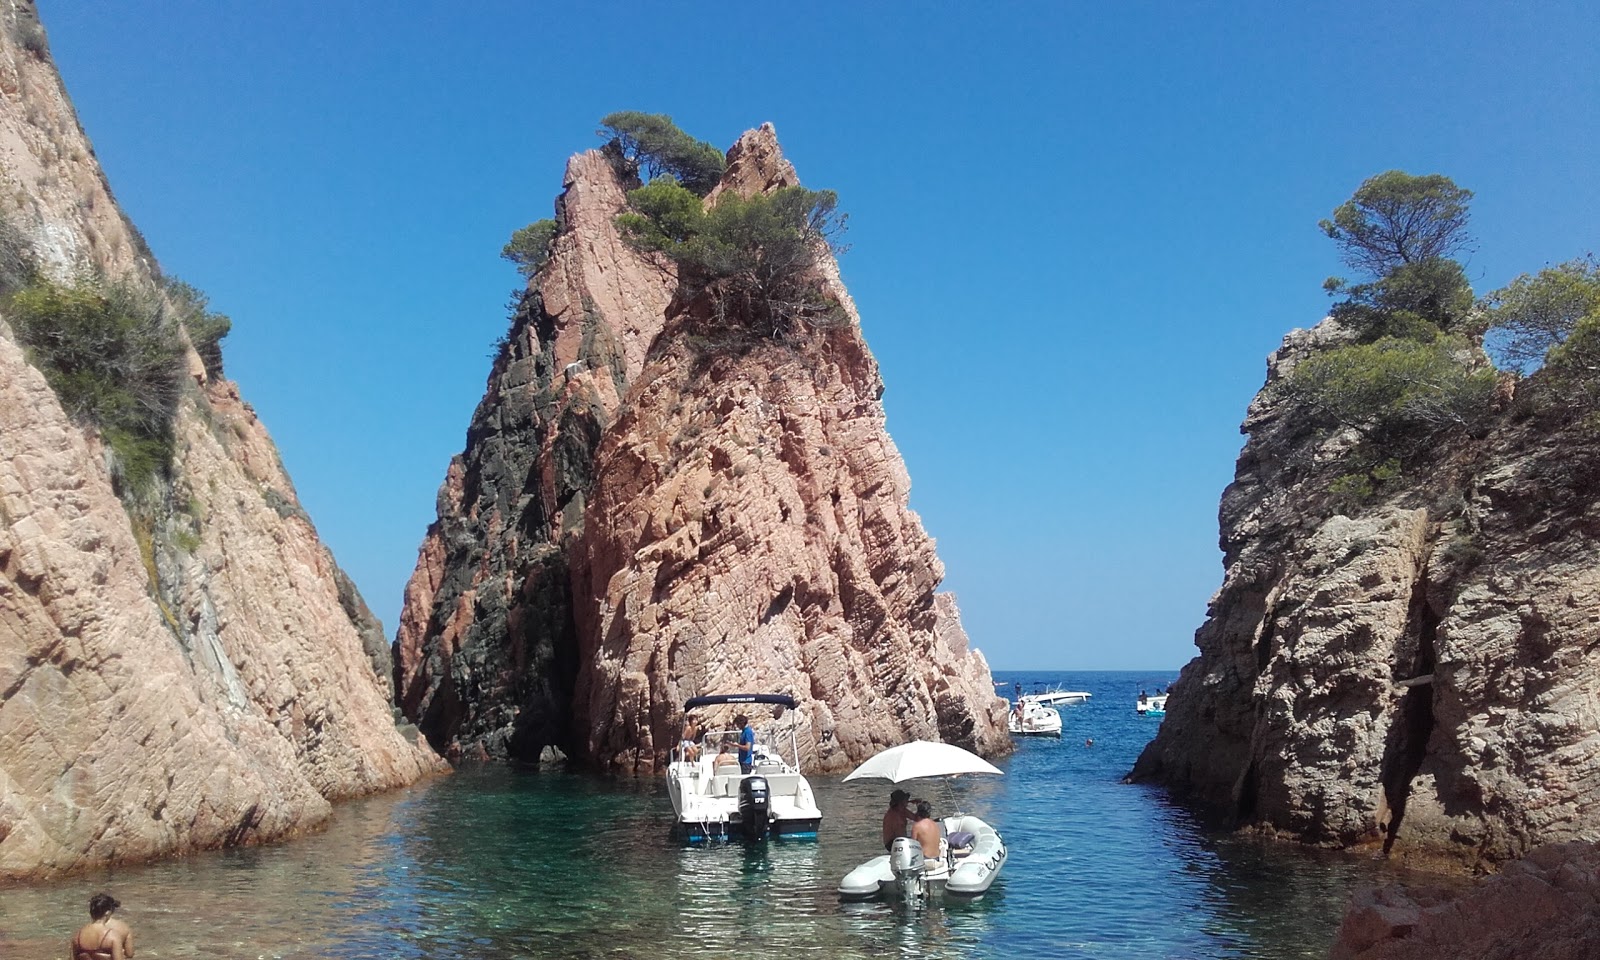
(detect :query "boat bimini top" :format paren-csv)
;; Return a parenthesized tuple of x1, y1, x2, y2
(682, 693, 798, 710)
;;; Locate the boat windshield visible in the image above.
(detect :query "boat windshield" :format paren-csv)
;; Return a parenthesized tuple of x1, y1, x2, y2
(674, 710, 802, 770)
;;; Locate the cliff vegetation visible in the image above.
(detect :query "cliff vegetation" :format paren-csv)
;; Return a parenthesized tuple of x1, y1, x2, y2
(1131, 167, 1600, 871)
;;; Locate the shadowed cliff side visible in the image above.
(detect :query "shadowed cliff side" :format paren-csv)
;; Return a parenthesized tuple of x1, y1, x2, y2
(1131, 317, 1600, 871)
(393, 146, 675, 761)
(397, 124, 1009, 769)
(0, 2, 441, 881)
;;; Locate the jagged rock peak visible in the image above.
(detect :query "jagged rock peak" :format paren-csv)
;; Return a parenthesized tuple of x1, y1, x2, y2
(711, 123, 799, 198)
(396, 122, 1011, 771)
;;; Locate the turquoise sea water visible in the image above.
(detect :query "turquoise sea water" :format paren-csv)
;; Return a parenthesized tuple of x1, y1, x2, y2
(1, 670, 1436, 959)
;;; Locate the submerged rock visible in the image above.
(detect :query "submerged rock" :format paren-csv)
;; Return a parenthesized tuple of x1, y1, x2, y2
(398, 125, 1009, 772)
(1330, 841, 1600, 959)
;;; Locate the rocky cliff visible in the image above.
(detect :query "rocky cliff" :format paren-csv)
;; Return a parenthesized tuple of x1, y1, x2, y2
(397, 126, 1009, 771)
(1131, 318, 1600, 870)
(0, 2, 440, 881)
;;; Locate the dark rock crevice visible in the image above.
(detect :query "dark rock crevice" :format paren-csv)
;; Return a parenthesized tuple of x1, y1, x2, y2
(1378, 574, 1439, 854)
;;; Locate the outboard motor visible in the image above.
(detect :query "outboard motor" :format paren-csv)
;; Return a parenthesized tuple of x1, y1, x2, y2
(737, 775, 771, 840)
(889, 836, 926, 901)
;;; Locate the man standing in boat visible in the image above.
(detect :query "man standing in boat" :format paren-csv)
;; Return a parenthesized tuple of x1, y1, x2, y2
(734, 713, 755, 773)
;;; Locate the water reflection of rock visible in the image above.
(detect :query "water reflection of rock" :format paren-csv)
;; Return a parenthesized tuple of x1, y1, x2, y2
(0, 780, 434, 958)
(1193, 832, 1470, 957)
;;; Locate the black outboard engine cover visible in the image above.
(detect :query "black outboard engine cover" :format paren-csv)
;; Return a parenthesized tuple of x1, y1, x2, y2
(738, 775, 771, 840)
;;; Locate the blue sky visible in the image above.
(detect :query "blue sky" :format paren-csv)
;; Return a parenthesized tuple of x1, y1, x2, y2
(40, 2, 1597, 670)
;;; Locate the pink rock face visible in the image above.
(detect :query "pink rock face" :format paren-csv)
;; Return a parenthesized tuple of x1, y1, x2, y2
(571, 127, 1008, 773)
(398, 126, 1009, 768)
(0, 4, 441, 881)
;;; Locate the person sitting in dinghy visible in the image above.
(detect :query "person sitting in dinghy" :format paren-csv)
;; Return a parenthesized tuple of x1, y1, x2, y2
(911, 800, 944, 867)
(881, 789, 912, 851)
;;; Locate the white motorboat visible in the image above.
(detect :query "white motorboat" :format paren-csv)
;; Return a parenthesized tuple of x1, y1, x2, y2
(836, 741, 1008, 902)
(666, 693, 821, 842)
(1007, 698, 1063, 737)
(1026, 686, 1092, 706)
(1136, 691, 1169, 716)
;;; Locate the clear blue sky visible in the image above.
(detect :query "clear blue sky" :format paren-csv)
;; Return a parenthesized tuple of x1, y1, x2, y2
(39, 2, 1597, 670)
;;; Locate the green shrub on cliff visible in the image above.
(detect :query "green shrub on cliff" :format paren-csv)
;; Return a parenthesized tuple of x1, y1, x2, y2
(164, 277, 231, 380)
(7, 278, 184, 493)
(1483, 256, 1600, 374)
(1291, 172, 1493, 469)
(599, 112, 726, 197)
(1291, 335, 1496, 446)
(1320, 171, 1474, 281)
(1329, 257, 1475, 341)
(501, 219, 559, 280)
(616, 176, 848, 342)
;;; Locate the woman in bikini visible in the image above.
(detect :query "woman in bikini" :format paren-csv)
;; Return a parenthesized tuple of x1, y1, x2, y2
(71, 893, 134, 960)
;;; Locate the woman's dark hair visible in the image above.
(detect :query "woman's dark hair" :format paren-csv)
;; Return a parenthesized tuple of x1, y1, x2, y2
(88, 893, 120, 919)
(914, 800, 933, 819)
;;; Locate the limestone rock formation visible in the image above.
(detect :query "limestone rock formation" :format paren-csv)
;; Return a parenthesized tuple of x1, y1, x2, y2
(0, 2, 440, 881)
(1330, 841, 1600, 960)
(1131, 318, 1600, 870)
(398, 126, 1009, 771)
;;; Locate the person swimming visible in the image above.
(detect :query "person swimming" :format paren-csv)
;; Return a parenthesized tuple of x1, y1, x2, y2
(71, 893, 134, 960)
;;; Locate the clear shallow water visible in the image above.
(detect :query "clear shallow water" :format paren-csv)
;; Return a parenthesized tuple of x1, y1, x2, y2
(2, 671, 1437, 959)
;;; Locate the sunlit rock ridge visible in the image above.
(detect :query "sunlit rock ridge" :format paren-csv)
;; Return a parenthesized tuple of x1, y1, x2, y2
(396, 125, 1010, 773)
(0, 2, 441, 881)
(1132, 318, 1600, 871)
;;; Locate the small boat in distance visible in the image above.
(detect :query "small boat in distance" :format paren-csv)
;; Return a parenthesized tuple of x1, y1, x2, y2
(667, 693, 822, 842)
(1027, 684, 1092, 706)
(1136, 690, 1169, 716)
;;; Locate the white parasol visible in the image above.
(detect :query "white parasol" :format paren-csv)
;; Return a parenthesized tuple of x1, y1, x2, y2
(842, 740, 1003, 783)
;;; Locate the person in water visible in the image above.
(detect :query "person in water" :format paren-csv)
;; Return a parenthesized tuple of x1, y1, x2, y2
(734, 713, 755, 773)
(71, 893, 134, 960)
(881, 788, 912, 850)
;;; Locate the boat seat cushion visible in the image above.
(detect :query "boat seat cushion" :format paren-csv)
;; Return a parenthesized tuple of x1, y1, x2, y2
(948, 830, 976, 854)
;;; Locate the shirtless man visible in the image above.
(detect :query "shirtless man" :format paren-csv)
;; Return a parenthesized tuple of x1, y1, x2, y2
(679, 715, 701, 762)
(911, 800, 943, 862)
(71, 893, 134, 960)
(881, 789, 912, 850)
